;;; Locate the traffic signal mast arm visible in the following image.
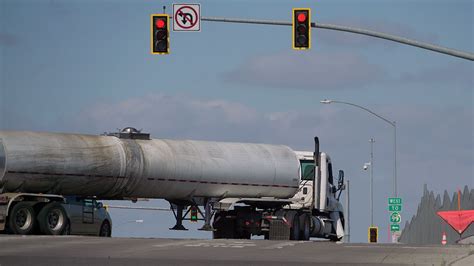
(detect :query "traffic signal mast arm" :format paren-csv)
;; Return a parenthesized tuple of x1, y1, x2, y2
(174, 16, 473, 61)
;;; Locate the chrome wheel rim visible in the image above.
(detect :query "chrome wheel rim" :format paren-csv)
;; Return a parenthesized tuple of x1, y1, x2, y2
(15, 208, 32, 230)
(47, 209, 64, 231)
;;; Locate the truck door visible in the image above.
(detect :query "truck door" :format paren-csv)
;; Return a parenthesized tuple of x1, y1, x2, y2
(326, 162, 339, 211)
(290, 159, 314, 208)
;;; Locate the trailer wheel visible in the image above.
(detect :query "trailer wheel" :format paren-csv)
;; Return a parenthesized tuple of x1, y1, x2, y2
(299, 213, 311, 241)
(62, 220, 71, 235)
(99, 221, 111, 237)
(37, 202, 67, 235)
(8, 202, 36, 235)
(289, 213, 300, 240)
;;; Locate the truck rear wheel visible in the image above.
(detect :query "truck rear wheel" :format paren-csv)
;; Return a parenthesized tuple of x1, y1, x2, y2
(8, 202, 36, 235)
(37, 202, 67, 235)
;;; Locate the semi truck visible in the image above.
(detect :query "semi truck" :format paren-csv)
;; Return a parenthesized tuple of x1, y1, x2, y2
(0, 127, 346, 240)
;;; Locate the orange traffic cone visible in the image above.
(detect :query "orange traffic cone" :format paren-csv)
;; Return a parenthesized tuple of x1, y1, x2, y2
(441, 232, 447, 245)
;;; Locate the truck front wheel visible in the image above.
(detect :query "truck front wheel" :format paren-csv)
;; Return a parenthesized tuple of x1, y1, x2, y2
(289, 213, 300, 240)
(299, 213, 311, 240)
(37, 202, 67, 235)
(8, 202, 36, 235)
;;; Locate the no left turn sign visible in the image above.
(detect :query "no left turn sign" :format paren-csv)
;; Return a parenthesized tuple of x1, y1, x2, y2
(173, 4, 201, 32)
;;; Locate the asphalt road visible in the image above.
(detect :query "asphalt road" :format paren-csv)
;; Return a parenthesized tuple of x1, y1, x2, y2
(0, 235, 472, 265)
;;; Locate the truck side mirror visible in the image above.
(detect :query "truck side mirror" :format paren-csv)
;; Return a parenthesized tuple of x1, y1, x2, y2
(97, 202, 103, 209)
(338, 170, 345, 189)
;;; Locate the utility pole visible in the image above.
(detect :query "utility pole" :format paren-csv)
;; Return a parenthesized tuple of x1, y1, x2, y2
(370, 138, 375, 226)
(344, 180, 350, 243)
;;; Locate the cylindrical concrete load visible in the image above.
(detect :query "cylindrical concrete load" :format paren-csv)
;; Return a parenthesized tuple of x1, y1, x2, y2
(0, 130, 300, 200)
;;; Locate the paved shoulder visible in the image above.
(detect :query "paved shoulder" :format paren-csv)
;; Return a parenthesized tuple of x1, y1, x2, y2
(0, 236, 472, 265)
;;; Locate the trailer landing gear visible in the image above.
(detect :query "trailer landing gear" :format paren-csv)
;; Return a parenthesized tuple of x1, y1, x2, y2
(198, 198, 214, 231)
(169, 203, 188, 231)
(169, 199, 215, 231)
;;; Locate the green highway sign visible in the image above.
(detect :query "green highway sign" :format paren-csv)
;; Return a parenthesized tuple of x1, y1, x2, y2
(388, 197, 402, 205)
(390, 212, 401, 223)
(390, 224, 400, 232)
(388, 205, 402, 212)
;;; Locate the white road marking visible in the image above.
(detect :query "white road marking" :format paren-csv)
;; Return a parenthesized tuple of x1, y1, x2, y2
(152, 240, 203, 248)
(263, 241, 307, 249)
(183, 241, 256, 248)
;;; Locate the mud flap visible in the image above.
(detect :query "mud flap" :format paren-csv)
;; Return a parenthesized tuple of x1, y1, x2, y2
(330, 211, 345, 239)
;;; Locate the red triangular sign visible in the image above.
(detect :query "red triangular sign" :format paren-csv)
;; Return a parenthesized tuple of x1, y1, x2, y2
(437, 210, 474, 234)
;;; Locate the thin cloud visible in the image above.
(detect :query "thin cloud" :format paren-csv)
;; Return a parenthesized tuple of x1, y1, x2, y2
(221, 51, 387, 90)
(0, 33, 19, 47)
(398, 62, 473, 88)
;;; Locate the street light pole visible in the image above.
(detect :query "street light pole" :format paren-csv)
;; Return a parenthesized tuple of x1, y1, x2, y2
(369, 138, 375, 227)
(344, 179, 350, 243)
(320, 99, 397, 198)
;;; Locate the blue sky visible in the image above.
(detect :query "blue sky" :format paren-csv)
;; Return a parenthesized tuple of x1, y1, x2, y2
(1, 0, 472, 242)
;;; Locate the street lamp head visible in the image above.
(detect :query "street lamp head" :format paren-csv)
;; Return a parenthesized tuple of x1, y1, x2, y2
(363, 162, 371, 170)
(320, 99, 333, 104)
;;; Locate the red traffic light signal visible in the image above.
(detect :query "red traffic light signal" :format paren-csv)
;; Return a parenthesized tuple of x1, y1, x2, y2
(151, 14, 169, 54)
(155, 19, 166, 29)
(292, 8, 311, 50)
(297, 13, 307, 23)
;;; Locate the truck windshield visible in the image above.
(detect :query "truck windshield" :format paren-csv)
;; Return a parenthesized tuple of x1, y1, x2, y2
(300, 160, 315, 181)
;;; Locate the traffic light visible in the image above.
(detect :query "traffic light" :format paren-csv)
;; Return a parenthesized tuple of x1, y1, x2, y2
(190, 206, 198, 222)
(368, 226, 378, 243)
(292, 8, 311, 50)
(151, 14, 169, 54)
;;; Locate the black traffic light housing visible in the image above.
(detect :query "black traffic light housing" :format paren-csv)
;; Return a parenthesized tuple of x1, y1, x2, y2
(292, 8, 311, 50)
(368, 226, 378, 243)
(190, 206, 198, 222)
(151, 14, 169, 54)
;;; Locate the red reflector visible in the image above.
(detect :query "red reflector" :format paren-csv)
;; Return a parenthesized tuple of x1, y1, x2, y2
(0, 196, 9, 203)
(156, 19, 165, 29)
(297, 13, 307, 23)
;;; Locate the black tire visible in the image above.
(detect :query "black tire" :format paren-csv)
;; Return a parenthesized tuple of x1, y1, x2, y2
(37, 202, 68, 235)
(62, 220, 71, 235)
(289, 213, 300, 240)
(299, 213, 311, 241)
(99, 221, 111, 237)
(8, 202, 36, 235)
